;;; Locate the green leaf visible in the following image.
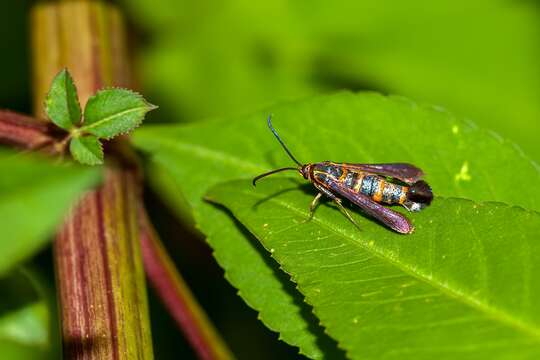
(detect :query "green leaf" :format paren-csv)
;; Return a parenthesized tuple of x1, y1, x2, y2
(69, 135, 104, 166)
(0, 150, 101, 275)
(0, 270, 48, 347)
(206, 178, 540, 359)
(0, 302, 47, 347)
(0, 268, 59, 359)
(81, 88, 156, 139)
(132, 92, 540, 356)
(145, 159, 340, 359)
(44, 69, 81, 130)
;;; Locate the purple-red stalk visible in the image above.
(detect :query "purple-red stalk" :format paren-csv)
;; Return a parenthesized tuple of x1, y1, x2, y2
(29, 1, 232, 359)
(139, 206, 233, 360)
(0, 110, 57, 150)
(32, 2, 154, 359)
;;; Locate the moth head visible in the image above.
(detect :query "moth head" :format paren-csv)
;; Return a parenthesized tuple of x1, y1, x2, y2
(407, 180, 433, 205)
(300, 164, 312, 180)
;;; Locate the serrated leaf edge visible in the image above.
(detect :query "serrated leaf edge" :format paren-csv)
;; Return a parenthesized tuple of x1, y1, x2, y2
(387, 93, 540, 176)
(201, 195, 352, 357)
(206, 235, 324, 359)
(206, 189, 540, 357)
(134, 91, 540, 357)
(189, 205, 326, 359)
(81, 87, 157, 139)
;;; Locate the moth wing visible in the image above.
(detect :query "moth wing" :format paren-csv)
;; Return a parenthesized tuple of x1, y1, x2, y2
(325, 178, 414, 234)
(344, 163, 424, 184)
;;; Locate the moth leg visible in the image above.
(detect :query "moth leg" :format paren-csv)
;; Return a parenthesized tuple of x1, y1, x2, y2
(333, 198, 361, 229)
(310, 184, 360, 229)
(302, 184, 335, 223)
(314, 183, 338, 200)
(303, 192, 323, 223)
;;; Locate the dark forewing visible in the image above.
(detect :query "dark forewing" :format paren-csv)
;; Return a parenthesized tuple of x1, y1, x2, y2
(325, 178, 414, 234)
(344, 163, 423, 184)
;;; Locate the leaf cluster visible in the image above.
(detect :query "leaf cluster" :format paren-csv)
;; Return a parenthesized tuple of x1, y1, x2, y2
(45, 69, 156, 165)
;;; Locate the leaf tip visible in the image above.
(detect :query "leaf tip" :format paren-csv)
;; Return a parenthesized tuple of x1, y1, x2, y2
(45, 67, 81, 131)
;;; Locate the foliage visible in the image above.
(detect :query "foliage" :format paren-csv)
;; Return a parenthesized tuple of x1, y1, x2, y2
(69, 136, 103, 166)
(207, 179, 540, 359)
(122, 0, 540, 162)
(44, 69, 156, 165)
(132, 92, 540, 358)
(3, 1, 540, 358)
(0, 268, 57, 359)
(0, 150, 100, 276)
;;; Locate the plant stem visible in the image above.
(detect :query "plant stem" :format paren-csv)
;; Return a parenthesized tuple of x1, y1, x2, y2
(0, 110, 57, 150)
(55, 167, 153, 359)
(138, 205, 234, 360)
(31, 2, 153, 358)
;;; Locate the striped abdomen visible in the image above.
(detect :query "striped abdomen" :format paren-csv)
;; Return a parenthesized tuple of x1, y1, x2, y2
(311, 162, 432, 211)
(312, 163, 409, 205)
(342, 171, 408, 205)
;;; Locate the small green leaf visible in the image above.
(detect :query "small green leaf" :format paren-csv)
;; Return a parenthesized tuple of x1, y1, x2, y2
(0, 150, 100, 275)
(81, 88, 156, 139)
(0, 269, 49, 348)
(69, 135, 104, 165)
(44, 69, 81, 130)
(0, 268, 57, 359)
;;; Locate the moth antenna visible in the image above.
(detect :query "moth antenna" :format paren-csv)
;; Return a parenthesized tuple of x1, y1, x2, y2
(252, 167, 298, 186)
(267, 115, 302, 166)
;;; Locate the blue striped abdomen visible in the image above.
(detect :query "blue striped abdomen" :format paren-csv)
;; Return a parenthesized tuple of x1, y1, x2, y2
(359, 175, 407, 204)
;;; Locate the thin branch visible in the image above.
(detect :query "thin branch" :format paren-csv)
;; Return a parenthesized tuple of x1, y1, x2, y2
(139, 205, 234, 360)
(0, 110, 57, 150)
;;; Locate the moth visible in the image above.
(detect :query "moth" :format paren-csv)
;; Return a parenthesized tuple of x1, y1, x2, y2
(253, 116, 433, 234)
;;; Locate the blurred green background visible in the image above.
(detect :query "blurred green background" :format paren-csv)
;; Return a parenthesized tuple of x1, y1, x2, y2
(1, 0, 538, 359)
(122, 0, 539, 161)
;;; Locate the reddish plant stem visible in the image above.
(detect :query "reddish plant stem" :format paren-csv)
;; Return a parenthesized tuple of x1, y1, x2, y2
(30, 2, 232, 359)
(0, 110, 57, 150)
(32, 2, 153, 359)
(56, 168, 153, 359)
(138, 206, 234, 360)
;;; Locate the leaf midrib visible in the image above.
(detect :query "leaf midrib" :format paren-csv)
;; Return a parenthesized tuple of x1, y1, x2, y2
(141, 132, 540, 337)
(223, 186, 540, 340)
(140, 134, 536, 211)
(63, 73, 79, 127)
(82, 106, 148, 131)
